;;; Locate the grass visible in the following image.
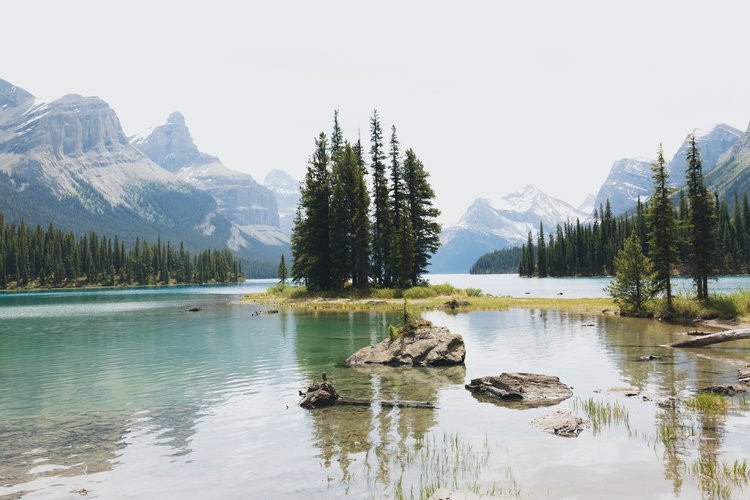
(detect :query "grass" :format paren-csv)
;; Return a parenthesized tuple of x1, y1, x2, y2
(244, 283, 616, 315)
(645, 290, 750, 322)
(691, 458, 750, 500)
(685, 393, 729, 414)
(571, 397, 630, 435)
(382, 433, 520, 500)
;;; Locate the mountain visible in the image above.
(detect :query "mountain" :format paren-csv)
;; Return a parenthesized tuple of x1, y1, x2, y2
(667, 124, 741, 188)
(132, 112, 282, 229)
(430, 185, 588, 273)
(577, 193, 596, 215)
(705, 122, 750, 201)
(592, 158, 653, 216)
(0, 79, 284, 269)
(264, 169, 300, 234)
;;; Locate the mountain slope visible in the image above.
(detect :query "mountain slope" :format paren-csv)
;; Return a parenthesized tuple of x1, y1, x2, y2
(667, 124, 741, 188)
(705, 122, 750, 201)
(132, 113, 282, 229)
(430, 186, 587, 273)
(264, 169, 300, 234)
(592, 158, 653, 216)
(0, 79, 283, 268)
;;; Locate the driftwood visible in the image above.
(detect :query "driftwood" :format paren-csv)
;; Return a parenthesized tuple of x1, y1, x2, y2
(299, 374, 434, 409)
(337, 397, 435, 408)
(667, 328, 750, 348)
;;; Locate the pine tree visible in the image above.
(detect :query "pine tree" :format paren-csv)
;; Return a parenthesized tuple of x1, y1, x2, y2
(403, 149, 440, 285)
(537, 222, 547, 277)
(606, 231, 656, 315)
(330, 110, 343, 159)
(648, 145, 679, 311)
(351, 137, 372, 289)
(370, 110, 392, 285)
(291, 133, 332, 290)
(277, 254, 288, 285)
(525, 231, 535, 277)
(685, 134, 717, 299)
(329, 143, 358, 289)
(392, 214, 415, 288)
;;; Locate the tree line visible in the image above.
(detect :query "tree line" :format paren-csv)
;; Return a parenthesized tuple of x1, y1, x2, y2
(0, 212, 244, 289)
(476, 141, 750, 287)
(291, 111, 441, 291)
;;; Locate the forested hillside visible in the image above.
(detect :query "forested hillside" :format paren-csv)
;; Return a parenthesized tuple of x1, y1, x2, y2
(0, 212, 244, 289)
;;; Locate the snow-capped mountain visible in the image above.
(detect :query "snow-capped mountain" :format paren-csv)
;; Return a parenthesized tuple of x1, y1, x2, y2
(592, 158, 653, 217)
(577, 193, 596, 215)
(430, 185, 588, 273)
(0, 78, 286, 266)
(264, 169, 300, 234)
(667, 123, 742, 188)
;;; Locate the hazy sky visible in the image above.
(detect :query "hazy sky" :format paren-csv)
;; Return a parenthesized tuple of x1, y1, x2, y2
(3, 1, 750, 224)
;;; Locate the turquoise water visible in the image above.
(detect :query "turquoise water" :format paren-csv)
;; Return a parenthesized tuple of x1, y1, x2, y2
(1, 278, 749, 498)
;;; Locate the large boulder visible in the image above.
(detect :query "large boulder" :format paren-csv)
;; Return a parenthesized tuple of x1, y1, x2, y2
(531, 410, 587, 437)
(465, 373, 573, 407)
(345, 326, 466, 366)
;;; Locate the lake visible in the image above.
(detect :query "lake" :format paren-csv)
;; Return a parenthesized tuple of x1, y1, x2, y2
(428, 273, 750, 298)
(1, 277, 749, 499)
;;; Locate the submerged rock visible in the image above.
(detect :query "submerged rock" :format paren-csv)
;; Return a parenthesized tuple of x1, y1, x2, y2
(699, 384, 747, 396)
(531, 410, 587, 437)
(740, 365, 750, 384)
(185, 307, 202, 312)
(465, 373, 573, 407)
(345, 326, 465, 366)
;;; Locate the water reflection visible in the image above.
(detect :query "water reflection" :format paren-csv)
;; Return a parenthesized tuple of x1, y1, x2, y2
(1, 291, 750, 498)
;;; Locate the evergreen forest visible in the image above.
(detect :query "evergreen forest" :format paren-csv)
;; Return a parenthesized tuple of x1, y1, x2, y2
(0, 212, 244, 289)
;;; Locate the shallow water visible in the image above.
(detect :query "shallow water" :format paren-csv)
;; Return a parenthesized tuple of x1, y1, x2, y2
(1, 280, 749, 499)
(427, 273, 750, 298)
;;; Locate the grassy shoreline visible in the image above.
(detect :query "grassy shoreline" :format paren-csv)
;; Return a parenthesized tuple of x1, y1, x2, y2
(242, 283, 750, 326)
(242, 283, 617, 315)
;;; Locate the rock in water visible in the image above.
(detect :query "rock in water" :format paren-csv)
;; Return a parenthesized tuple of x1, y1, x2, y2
(531, 410, 587, 437)
(345, 326, 465, 366)
(299, 376, 339, 409)
(465, 373, 573, 406)
(740, 365, 750, 385)
(699, 384, 747, 396)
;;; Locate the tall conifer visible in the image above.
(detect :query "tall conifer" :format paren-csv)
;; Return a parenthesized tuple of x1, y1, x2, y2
(648, 145, 679, 311)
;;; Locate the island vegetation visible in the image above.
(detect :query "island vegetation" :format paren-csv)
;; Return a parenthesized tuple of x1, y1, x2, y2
(0, 212, 244, 289)
(291, 110, 441, 291)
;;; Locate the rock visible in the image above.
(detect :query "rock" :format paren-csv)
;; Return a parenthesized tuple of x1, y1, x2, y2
(699, 384, 747, 396)
(638, 355, 660, 361)
(608, 386, 640, 397)
(465, 373, 573, 406)
(185, 307, 202, 312)
(740, 365, 750, 384)
(531, 410, 588, 437)
(444, 299, 470, 309)
(299, 374, 339, 409)
(345, 326, 466, 366)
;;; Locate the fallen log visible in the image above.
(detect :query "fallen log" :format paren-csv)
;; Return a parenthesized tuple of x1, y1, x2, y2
(667, 328, 750, 348)
(337, 397, 435, 408)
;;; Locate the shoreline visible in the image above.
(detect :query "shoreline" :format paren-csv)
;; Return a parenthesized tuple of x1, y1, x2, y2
(0, 280, 250, 294)
(241, 293, 618, 316)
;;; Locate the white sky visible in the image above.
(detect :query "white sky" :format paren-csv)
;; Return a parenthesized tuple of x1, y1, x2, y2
(3, 1, 750, 224)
